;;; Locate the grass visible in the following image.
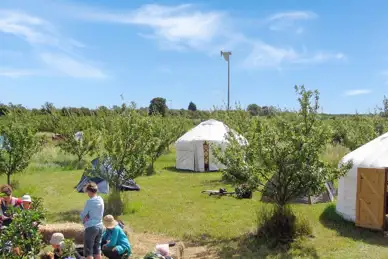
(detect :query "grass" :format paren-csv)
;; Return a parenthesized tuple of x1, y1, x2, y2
(2, 143, 388, 258)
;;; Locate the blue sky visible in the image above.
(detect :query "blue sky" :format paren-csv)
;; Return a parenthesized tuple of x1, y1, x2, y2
(1, 0, 388, 113)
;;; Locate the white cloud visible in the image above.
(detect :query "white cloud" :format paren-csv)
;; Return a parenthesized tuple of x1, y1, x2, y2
(0, 68, 39, 78)
(243, 42, 345, 68)
(293, 52, 346, 64)
(345, 89, 371, 96)
(0, 9, 105, 79)
(40, 53, 107, 79)
(242, 42, 298, 68)
(266, 11, 317, 32)
(79, 4, 227, 52)
(267, 11, 317, 22)
(0, 9, 82, 53)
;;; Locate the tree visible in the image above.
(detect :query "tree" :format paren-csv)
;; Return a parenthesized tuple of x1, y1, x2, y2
(90, 106, 153, 215)
(247, 104, 260, 116)
(40, 102, 56, 115)
(148, 117, 189, 174)
(215, 85, 352, 207)
(56, 116, 99, 166)
(0, 122, 42, 185)
(149, 97, 168, 116)
(380, 95, 388, 118)
(0, 104, 8, 116)
(188, 102, 197, 111)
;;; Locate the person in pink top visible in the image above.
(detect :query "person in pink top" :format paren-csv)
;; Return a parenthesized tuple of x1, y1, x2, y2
(0, 185, 22, 227)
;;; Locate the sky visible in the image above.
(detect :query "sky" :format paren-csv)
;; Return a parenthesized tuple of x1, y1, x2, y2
(1, 0, 388, 113)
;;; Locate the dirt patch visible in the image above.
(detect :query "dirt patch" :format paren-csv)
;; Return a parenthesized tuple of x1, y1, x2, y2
(40, 222, 217, 258)
(129, 231, 215, 258)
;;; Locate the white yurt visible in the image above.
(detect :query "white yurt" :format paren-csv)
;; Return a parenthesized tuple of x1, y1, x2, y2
(175, 119, 247, 172)
(336, 132, 388, 222)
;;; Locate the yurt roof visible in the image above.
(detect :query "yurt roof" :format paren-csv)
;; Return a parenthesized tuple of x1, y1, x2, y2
(175, 119, 245, 144)
(340, 132, 388, 175)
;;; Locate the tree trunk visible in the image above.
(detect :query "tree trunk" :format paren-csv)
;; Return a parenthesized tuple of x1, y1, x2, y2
(106, 188, 124, 216)
(7, 173, 11, 186)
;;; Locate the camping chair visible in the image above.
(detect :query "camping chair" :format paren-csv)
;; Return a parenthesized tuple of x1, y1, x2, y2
(201, 188, 235, 197)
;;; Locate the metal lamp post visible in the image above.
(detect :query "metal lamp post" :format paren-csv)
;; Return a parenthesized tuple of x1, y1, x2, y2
(220, 51, 232, 110)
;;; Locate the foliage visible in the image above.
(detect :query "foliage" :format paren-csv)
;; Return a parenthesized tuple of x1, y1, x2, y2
(247, 103, 261, 116)
(90, 106, 153, 215)
(149, 97, 168, 116)
(0, 197, 46, 258)
(188, 101, 197, 111)
(60, 239, 77, 258)
(215, 85, 352, 207)
(105, 190, 124, 217)
(56, 116, 99, 165)
(0, 121, 42, 185)
(148, 116, 189, 174)
(256, 205, 312, 248)
(235, 184, 253, 199)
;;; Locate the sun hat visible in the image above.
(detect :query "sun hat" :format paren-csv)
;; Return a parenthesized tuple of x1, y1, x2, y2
(21, 195, 32, 203)
(50, 233, 65, 246)
(103, 215, 118, 229)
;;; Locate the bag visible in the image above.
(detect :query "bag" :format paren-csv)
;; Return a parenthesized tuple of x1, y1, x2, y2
(117, 219, 125, 229)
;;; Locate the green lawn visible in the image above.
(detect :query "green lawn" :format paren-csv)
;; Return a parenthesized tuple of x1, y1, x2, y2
(3, 147, 388, 258)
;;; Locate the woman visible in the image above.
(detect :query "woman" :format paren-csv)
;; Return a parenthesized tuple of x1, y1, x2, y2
(80, 182, 104, 259)
(0, 185, 22, 227)
(101, 215, 131, 259)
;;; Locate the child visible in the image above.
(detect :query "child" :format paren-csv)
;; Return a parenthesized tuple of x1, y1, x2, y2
(20, 195, 32, 210)
(49, 233, 82, 259)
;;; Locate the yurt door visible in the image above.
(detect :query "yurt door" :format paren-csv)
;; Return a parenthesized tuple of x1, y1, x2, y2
(355, 168, 387, 230)
(203, 141, 209, 171)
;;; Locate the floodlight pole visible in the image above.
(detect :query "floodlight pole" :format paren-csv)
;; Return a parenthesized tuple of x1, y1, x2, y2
(221, 51, 232, 111)
(227, 57, 230, 111)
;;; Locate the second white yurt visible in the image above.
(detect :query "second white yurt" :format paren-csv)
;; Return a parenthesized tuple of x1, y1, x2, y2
(175, 119, 246, 172)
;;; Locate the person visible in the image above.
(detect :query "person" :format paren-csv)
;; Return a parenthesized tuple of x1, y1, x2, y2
(101, 215, 131, 259)
(80, 182, 104, 259)
(49, 233, 82, 259)
(50, 233, 66, 259)
(0, 185, 22, 227)
(20, 195, 32, 210)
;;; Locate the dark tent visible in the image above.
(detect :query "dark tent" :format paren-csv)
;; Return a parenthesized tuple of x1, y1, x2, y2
(261, 177, 336, 204)
(74, 158, 140, 194)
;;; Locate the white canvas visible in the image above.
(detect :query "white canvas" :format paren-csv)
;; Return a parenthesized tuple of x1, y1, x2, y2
(336, 132, 388, 222)
(175, 119, 246, 172)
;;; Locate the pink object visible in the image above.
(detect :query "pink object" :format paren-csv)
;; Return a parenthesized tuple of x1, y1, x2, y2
(155, 244, 169, 256)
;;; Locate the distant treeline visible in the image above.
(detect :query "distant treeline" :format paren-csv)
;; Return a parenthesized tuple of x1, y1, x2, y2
(0, 100, 381, 120)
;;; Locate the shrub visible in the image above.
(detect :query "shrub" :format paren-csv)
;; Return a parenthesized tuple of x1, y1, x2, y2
(235, 184, 253, 199)
(61, 239, 77, 258)
(0, 197, 46, 258)
(256, 205, 312, 248)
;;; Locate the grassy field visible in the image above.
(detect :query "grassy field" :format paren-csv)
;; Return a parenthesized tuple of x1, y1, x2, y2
(2, 144, 388, 258)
